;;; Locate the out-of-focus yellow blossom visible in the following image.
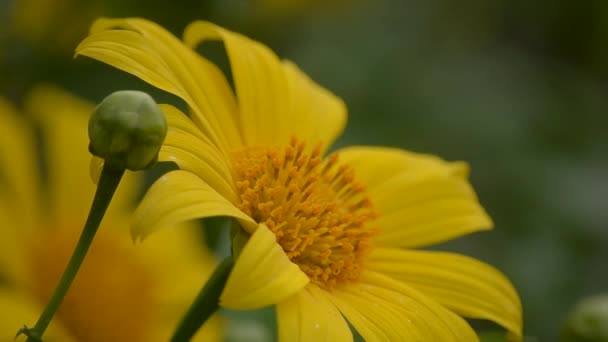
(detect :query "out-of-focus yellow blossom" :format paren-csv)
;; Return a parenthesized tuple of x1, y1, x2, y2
(77, 18, 522, 341)
(0, 86, 222, 342)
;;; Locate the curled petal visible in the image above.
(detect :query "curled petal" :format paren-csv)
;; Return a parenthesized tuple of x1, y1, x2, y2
(131, 170, 255, 241)
(220, 224, 309, 309)
(160, 104, 237, 202)
(77, 18, 241, 152)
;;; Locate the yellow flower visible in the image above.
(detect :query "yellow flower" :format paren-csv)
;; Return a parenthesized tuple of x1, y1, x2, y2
(0, 86, 221, 342)
(77, 18, 523, 341)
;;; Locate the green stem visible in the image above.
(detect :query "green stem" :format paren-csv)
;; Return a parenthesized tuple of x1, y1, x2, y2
(171, 256, 234, 342)
(21, 164, 124, 342)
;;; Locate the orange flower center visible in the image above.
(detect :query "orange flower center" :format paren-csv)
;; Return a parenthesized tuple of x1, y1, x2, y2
(28, 225, 157, 342)
(233, 138, 378, 289)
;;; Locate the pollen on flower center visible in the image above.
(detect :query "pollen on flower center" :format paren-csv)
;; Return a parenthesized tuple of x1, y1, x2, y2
(233, 138, 378, 289)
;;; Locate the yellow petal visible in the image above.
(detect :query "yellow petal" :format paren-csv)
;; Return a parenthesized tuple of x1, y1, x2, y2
(131, 170, 255, 240)
(160, 104, 237, 202)
(337, 146, 492, 248)
(0, 288, 75, 342)
(0, 98, 40, 230)
(338, 146, 468, 189)
(24, 85, 95, 225)
(369, 248, 522, 339)
(76, 17, 241, 152)
(184, 21, 347, 150)
(183, 21, 287, 146)
(277, 284, 352, 342)
(0, 197, 29, 287)
(328, 271, 478, 341)
(220, 224, 309, 309)
(282, 61, 347, 152)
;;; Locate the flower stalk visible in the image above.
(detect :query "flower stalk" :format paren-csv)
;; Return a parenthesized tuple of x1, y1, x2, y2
(171, 255, 234, 342)
(19, 164, 124, 341)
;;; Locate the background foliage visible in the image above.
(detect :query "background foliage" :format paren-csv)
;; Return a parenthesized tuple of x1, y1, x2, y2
(2, 0, 607, 341)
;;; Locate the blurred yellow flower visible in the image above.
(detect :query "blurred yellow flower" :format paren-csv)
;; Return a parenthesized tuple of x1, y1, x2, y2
(0, 86, 221, 342)
(77, 18, 522, 341)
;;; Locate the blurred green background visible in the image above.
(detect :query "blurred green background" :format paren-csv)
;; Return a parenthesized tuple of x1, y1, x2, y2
(2, 0, 607, 341)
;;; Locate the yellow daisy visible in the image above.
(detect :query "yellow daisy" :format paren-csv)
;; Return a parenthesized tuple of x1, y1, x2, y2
(0, 86, 221, 342)
(77, 18, 522, 341)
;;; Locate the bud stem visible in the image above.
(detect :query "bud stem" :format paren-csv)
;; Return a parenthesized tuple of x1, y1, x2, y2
(20, 164, 125, 342)
(170, 255, 234, 342)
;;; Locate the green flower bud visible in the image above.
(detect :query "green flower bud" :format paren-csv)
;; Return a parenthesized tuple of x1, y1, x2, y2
(561, 294, 608, 342)
(88, 90, 167, 171)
